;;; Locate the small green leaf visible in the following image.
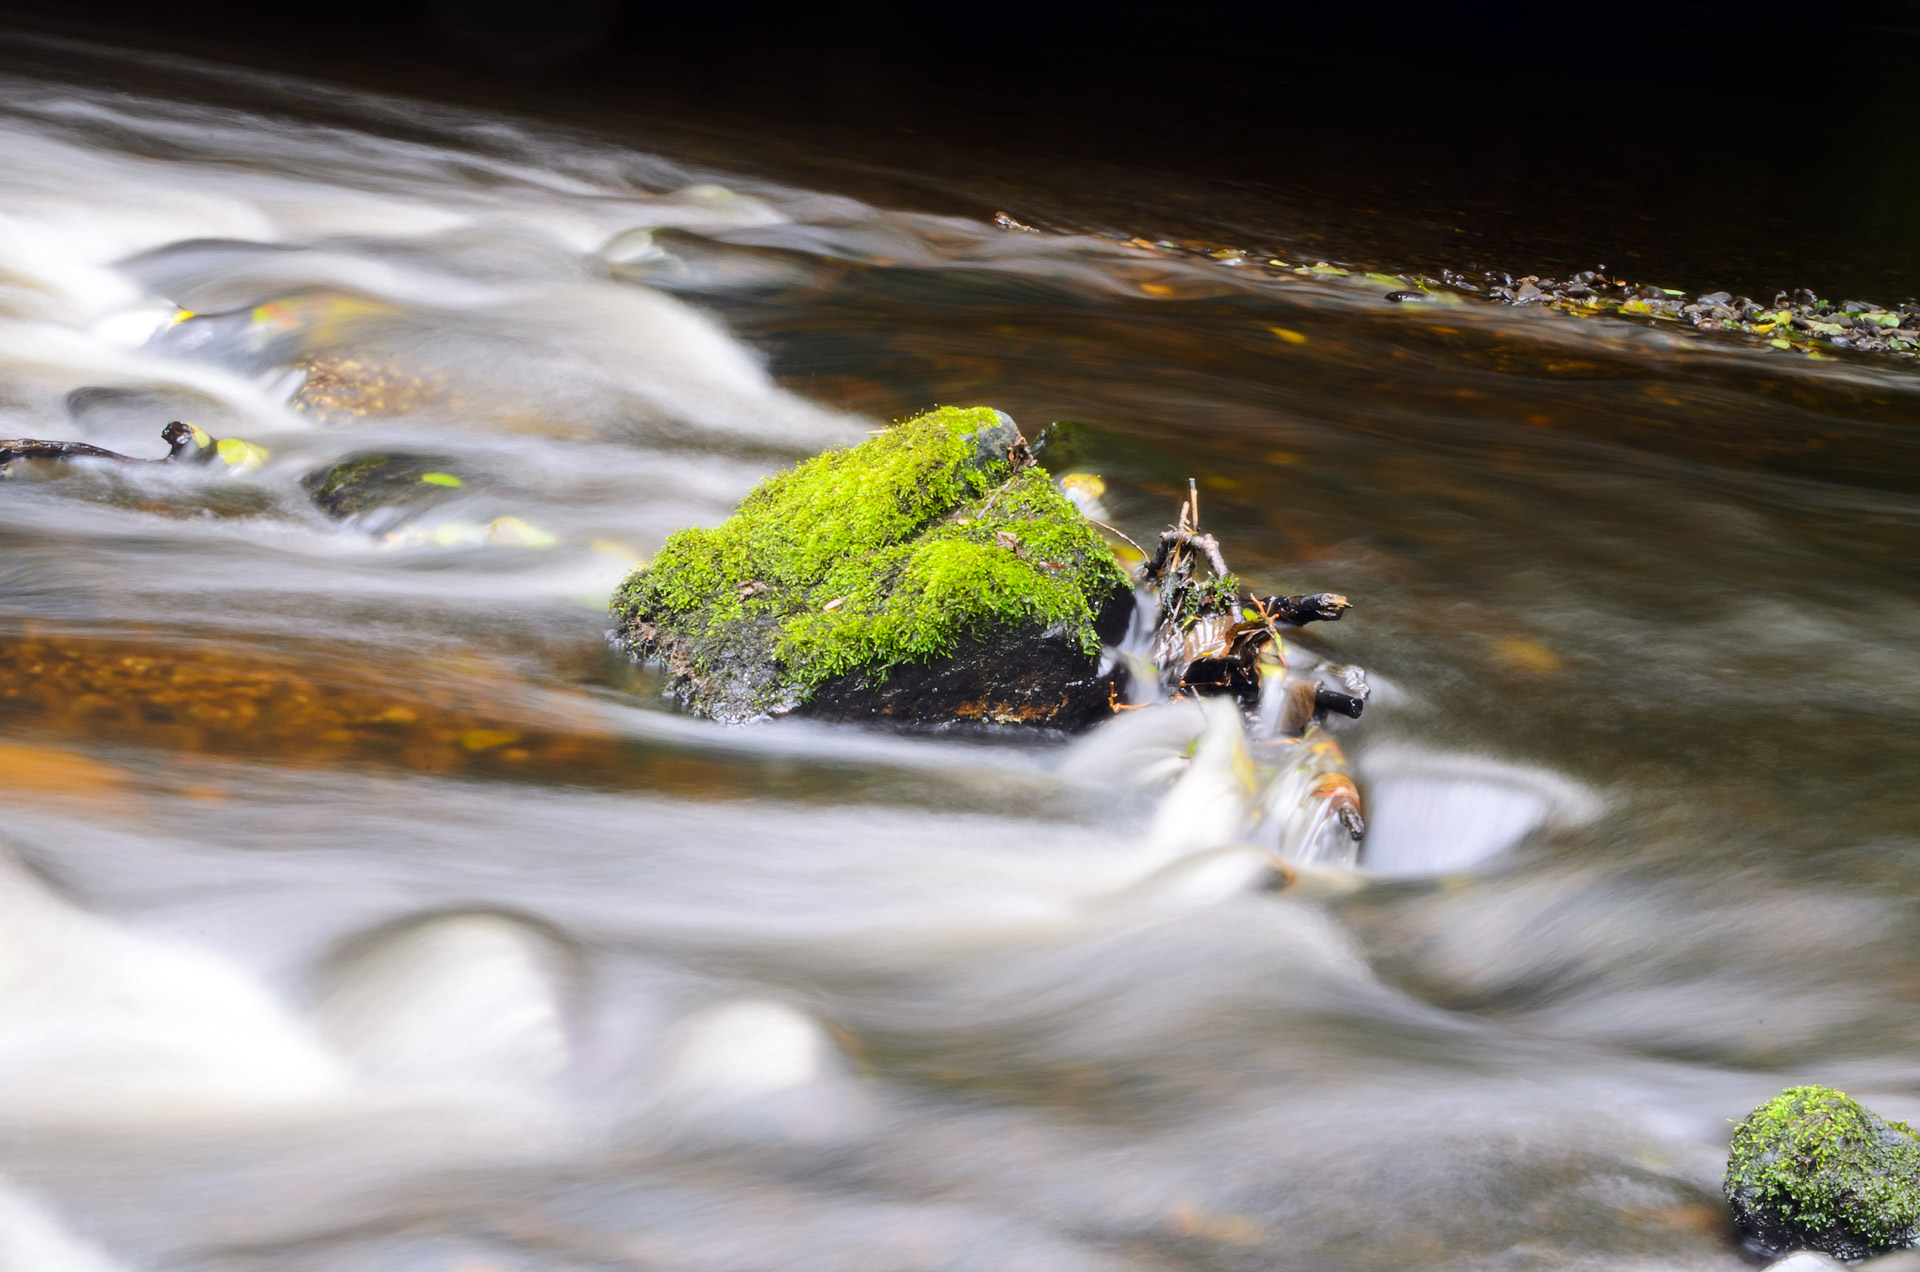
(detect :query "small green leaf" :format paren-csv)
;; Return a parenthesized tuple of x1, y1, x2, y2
(419, 471, 462, 487)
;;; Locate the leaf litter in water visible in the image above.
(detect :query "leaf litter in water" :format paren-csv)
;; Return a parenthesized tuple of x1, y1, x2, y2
(991, 212, 1920, 363)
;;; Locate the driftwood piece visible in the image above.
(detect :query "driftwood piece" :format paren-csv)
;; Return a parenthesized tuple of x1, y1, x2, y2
(1254, 592, 1351, 626)
(1, 422, 202, 468)
(1135, 497, 1368, 749)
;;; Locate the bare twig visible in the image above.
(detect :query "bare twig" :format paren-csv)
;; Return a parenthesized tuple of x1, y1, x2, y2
(1086, 518, 1148, 560)
(0, 438, 141, 464)
(2, 422, 203, 468)
(1147, 527, 1230, 580)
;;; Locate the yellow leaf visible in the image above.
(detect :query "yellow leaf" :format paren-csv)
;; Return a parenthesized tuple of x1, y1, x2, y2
(485, 516, 557, 548)
(1493, 637, 1562, 673)
(428, 522, 488, 548)
(458, 728, 519, 752)
(1268, 326, 1308, 345)
(215, 437, 269, 472)
(1138, 282, 1174, 296)
(1172, 1202, 1267, 1246)
(418, 471, 462, 487)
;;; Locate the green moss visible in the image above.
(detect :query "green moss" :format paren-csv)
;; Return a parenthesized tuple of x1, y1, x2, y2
(1178, 573, 1242, 622)
(612, 406, 1130, 719)
(1726, 1085, 1920, 1256)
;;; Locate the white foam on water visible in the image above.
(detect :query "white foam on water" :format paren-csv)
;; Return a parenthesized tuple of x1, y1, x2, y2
(666, 999, 828, 1102)
(0, 68, 861, 462)
(1356, 744, 1602, 876)
(649, 999, 874, 1145)
(312, 911, 573, 1097)
(0, 855, 346, 1124)
(0, 1181, 132, 1272)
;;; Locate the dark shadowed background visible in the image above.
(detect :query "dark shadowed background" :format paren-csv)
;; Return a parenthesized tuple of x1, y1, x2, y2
(8, 0, 1920, 304)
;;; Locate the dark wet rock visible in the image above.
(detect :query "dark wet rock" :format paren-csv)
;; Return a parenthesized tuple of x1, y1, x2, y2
(300, 452, 467, 524)
(1726, 1086, 1920, 1261)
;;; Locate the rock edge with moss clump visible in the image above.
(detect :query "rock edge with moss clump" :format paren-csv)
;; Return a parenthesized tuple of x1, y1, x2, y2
(1725, 1085, 1920, 1261)
(611, 406, 1132, 728)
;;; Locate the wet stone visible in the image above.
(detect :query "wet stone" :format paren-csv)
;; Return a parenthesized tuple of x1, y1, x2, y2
(301, 452, 468, 526)
(611, 406, 1133, 729)
(1727, 1086, 1920, 1261)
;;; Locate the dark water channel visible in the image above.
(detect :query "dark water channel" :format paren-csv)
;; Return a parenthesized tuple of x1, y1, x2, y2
(1, 31, 1919, 1272)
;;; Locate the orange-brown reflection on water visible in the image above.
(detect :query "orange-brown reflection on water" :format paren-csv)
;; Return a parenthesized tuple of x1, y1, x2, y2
(0, 626, 590, 775)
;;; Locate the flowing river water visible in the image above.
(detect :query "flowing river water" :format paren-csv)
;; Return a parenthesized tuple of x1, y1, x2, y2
(2, 31, 1919, 1272)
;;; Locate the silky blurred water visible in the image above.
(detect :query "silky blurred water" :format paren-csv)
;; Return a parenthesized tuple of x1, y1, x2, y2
(2, 31, 1919, 1272)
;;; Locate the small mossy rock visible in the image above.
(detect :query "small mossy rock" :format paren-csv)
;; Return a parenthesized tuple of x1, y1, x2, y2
(611, 406, 1133, 727)
(1726, 1086, 1920, 1260)
(301, 452, 467, 525)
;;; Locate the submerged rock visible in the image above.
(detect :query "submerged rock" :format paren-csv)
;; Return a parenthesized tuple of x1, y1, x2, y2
(1727, 1085, 1920, 1261)
(0, 421, 560, 547)
(612, 406, 1133, 727)
(300, 452, 467, 524)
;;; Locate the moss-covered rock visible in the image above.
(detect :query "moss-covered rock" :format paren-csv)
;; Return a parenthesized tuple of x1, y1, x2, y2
(611, 406, 1133, 727)
(1725, 1085, 1920, 1260)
